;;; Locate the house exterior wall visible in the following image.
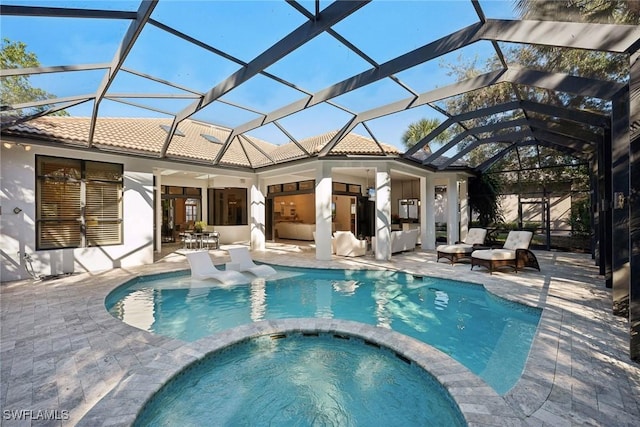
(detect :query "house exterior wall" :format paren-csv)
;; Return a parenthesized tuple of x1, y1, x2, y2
(1, 144, 154, 282)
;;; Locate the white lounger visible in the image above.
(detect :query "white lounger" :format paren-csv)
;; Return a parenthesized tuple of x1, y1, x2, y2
(184, 251, 248, 285)
(226, 246, 277, 277)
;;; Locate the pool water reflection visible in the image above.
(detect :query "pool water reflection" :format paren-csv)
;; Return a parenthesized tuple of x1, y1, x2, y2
(106, 266, 540, 395)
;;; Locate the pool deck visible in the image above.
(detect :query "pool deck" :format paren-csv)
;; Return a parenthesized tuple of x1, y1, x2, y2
(1, 243, 639, 426)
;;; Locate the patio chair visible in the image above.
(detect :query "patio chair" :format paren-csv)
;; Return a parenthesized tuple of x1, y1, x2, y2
(470, 230, 540, 274)
(203, 231, 220, 250)
(334, 231, 367, 257)
(184, 251, 248, 285)
(225, 246, 277, 277)
(181, 231, 197, 250)
(436, 228, 488, 264)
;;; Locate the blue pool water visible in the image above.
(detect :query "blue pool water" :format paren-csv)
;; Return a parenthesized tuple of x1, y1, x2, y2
(134, 333, 467, 427)
(106, 266, 541, 394)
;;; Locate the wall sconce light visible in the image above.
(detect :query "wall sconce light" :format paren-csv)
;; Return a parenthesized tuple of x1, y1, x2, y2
(13, 207, 22, 214)
(3, 142, 32, 151)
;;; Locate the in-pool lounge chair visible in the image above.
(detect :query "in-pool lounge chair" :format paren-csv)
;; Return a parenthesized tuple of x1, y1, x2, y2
(185, 251, 248, 285)
(470, 230, 540, 274)
(436, 228, 488, 264)
(226, 246, 277, 277)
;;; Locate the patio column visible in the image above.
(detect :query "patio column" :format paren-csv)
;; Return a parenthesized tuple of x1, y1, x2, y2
(601, 128, 613, 288)
(611, 86, 630, 317)
(315, 163, 333, 261)
(628, 52, 639, 361)
(201, 182, 208, 224)
(447, 175, 459, 244)
(250, 179, 266, 251)
(375, 166, 392, 261)
(459, 177, 469, 240)
(422, 176, 436, 250)
(589, 157, 600, 265)
(154, 170, 162, 252)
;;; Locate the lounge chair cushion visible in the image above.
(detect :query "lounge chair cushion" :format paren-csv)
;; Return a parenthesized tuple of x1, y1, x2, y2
(462, 228, 487, 245)
(503, 231, 533, 250)
(471, 248, 515, 261)
(436, 243, 474, 254)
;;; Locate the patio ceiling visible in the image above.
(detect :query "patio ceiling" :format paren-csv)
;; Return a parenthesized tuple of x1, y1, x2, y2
(0, 0, 638, 174)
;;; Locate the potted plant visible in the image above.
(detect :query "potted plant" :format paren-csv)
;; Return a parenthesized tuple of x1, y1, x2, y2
(194, 221, 206, 233)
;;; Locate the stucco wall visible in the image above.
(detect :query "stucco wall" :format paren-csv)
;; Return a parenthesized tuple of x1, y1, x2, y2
(1, 145, 154, 282)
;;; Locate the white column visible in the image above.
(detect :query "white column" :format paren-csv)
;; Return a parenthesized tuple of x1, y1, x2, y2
(250, 178, 266, 250)
(315, 164, 333, 260)
(154, 170, 162, 252)
(375, 167, 392, 261)
(447, 175, 459, 244)
(459, 177, 469, 240)
(422, 176, 436, 250)
(201, 183, 208, 224)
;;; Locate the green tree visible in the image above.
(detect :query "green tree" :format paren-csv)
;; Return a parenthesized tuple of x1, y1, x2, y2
(438, 1, 637, 176)
(567, 197, 591, 237)
(401, 117, 450, 152)
(468, 172, 504, 227)
(0, 38, 67, 116)
(515, 0, 640, 24)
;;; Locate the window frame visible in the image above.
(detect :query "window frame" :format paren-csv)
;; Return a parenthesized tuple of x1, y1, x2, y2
(210, 187, 248, 226)
(36, 155, 124, 250)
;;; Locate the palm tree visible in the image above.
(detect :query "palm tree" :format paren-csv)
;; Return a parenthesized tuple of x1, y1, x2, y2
(401, 118, 448, 152)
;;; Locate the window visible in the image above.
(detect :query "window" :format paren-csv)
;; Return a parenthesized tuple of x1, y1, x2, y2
(185, 199, 198, 222)
(36, 156, 123, 249)
(211, 188, 247, 225)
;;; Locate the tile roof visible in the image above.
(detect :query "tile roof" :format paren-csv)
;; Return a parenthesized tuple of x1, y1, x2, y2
(2, 117, 401, 168)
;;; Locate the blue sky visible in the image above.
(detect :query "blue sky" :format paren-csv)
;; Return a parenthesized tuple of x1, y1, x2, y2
(1, 0, 520, 151)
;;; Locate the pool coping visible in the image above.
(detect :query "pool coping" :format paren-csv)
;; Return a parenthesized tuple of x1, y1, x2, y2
(78, 264, 530, 426)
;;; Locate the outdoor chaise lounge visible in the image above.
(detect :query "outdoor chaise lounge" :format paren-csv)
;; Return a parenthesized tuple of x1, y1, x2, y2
(334, 231, 367, 257)
(185, 251, 249, 285)
(470, 230, 540, 274)
(226, 246, 277, 277)
(436, 228, 488, 264)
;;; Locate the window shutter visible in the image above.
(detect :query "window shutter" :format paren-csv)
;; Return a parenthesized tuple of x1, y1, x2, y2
(37, 158, 82, 249)
(37, 180, 82, 249)
(36, 156, 123, 249)
(85, 161, 123, 246)
(85, 181, 122, 246)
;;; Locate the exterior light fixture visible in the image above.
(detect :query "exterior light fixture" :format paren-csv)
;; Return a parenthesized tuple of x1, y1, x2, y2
(2, 142, 32, 150)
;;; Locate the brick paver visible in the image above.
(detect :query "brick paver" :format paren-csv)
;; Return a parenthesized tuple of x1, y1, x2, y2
(2, 245, 639, 426)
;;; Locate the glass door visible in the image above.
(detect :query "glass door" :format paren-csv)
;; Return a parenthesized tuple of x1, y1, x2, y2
(161, 199, 176, 242)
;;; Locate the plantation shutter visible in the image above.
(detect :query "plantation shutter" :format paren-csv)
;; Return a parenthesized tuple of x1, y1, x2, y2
(36, 156, 123, 249)
(85, 161, 123, 246)
(37, 157, 82, 249)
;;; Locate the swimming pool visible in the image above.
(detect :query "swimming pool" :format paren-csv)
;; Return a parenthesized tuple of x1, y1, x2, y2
(106, 265, 541, 395)
(134, 332, 467, 427)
